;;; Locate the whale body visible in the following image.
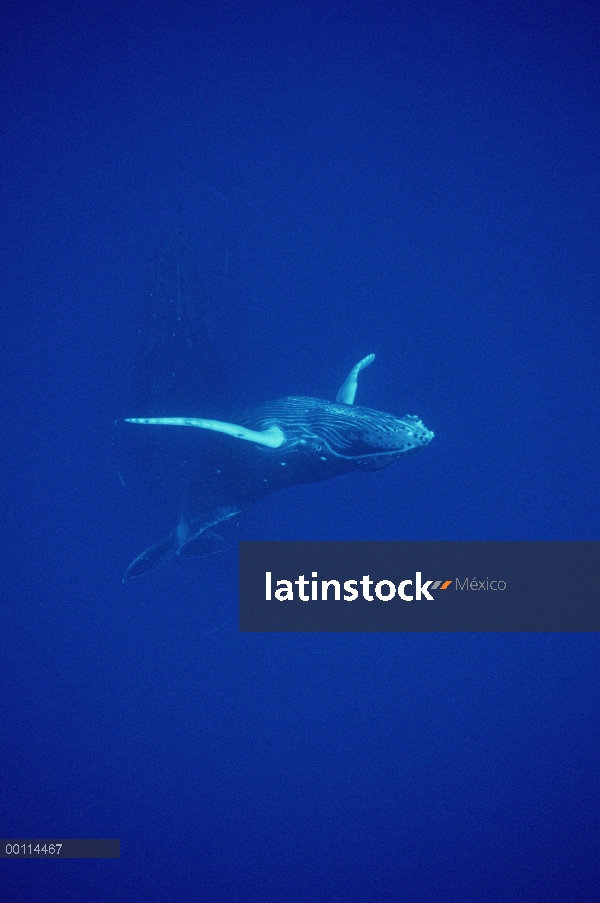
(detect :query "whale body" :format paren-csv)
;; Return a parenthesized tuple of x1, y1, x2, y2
(123, 382, 433, 581)
(122, 235, 433, 582)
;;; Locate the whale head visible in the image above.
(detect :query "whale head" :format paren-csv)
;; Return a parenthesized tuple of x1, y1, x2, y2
(238, 398, 434, 471)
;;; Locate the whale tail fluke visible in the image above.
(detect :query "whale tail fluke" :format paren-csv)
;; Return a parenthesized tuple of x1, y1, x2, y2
(123, 526, 230, 582)
(178, 529, 227, 558)
(123, 533, 178, 582)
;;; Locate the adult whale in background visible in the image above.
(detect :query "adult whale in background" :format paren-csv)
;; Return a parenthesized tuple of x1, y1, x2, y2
(121, 231, 231, 524)
(122, 235, 434, 581)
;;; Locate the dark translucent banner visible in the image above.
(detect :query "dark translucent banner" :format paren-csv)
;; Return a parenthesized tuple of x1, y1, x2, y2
(0, 840, 120, 858)
(239, 541, 599, 632)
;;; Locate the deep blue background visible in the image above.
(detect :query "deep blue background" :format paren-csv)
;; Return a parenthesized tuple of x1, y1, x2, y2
(1, 1, 598, 900)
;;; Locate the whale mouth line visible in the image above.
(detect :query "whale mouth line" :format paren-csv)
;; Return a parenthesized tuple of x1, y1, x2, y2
(313, 443, 432, 464)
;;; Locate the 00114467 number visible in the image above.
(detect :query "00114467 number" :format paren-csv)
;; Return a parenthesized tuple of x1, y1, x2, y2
(5, 843, 62, 856)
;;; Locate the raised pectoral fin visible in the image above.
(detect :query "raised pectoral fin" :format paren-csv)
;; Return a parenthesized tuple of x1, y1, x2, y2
(125, 416, 285, 448)
(335, 353, 376, 405)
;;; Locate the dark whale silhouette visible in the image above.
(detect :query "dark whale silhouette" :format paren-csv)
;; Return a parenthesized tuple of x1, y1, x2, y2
(122, 235, 433, 581)
(122, 232, 231, 525)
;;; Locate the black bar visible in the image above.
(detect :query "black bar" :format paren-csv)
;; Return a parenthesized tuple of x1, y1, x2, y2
(239, 541, 600, 632)
(0, 840, 120, 858)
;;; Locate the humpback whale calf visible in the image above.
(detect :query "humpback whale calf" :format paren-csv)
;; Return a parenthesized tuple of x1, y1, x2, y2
(123, 356, 433, 581)
(122, 236, 433, 581)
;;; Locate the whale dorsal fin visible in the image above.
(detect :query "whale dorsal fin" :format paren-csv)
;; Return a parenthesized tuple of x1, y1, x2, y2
(125, 416, 285, 448)
(335, 354, 375, 405)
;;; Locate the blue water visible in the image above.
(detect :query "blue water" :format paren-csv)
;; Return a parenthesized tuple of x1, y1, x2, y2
(1, 2, 598, 900)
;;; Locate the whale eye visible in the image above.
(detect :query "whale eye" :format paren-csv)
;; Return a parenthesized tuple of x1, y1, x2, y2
(313, 443, 323, 452)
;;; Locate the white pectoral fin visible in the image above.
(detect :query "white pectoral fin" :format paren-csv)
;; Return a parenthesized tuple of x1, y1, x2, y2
(124, 416, 285, 448)
(335, 353, 376, 405)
